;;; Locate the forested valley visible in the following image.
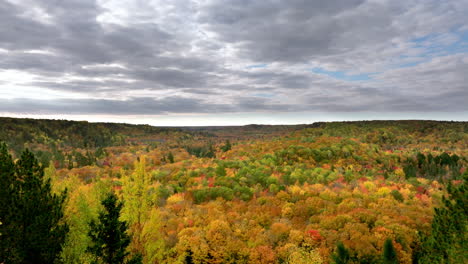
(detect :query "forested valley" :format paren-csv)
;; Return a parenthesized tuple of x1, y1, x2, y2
(0, 118, 466, 264)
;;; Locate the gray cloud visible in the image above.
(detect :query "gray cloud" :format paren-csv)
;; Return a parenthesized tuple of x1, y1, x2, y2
(0, 96, 299, 115)
(0, 1, 59, 50)
(198, 0, 367, 62)
(198, 0, 466, 64)
(0, 97, 227, 115)
(0, 0, 467, 117)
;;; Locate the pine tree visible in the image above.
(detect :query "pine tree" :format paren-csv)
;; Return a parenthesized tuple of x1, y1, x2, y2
(416, 174, 467, 263)
(167, 152, 174, 163)
(382, 238, 397, 264)
(0, 143, 68, 264)
(185, 250, 194, 264)
(332, 242, 350, 264)
(0, 142, 19, 262)
(0, 142, 14, 210)
(87, 192, 142, 264)
(221, 140, 232, 152)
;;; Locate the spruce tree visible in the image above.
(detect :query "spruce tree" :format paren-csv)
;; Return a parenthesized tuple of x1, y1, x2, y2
(87, 192, 142, 264)
(416, 174, 467, 263)
(0, 142, 19, 262)
(382, 238, 398, 264)
(332, 242, 350, 264)
(221, 140, 232, 152)
(0, 143, 68, 264)
(167, 152, 174, 163)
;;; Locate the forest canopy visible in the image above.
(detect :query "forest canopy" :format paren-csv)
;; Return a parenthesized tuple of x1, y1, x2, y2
(0, 118, 466, 263)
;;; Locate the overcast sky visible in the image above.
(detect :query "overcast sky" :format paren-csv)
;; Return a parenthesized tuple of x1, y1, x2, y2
(0, 0, 467, 126)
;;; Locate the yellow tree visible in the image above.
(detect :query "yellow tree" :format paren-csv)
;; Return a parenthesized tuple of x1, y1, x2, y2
(60, 176, 112, 264)
(140, 208, 166, 263)
(287, 245, 323, 264)
(121, 156, 156, 253)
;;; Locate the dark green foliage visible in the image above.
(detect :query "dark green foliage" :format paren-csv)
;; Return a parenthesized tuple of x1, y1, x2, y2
(168, 152, 175, 163)
(87, 193, 141, 264)
(416, 175, 468, 263)
(157, 185, 171, 200)
(0, 142, 18, 262)
(404, 152, 462, 180)
(193, 186, 235, 204)
(0, 141, 15, 202)
(35, 150, 52, 167)
(332, 242, 351, 264)
(233, 186, 254, 201)
(403, 163, 417, 179)
(382, 239, 398, 264)
(125, 253, 143, 264)
(220, 140, 232, 152)
(185, 250, 194, 264)
(74, 150, 93, 167)
(184, 143, 215, 158)
(0, 142, 68, 264)
(95, 147, 107, 159)
(416, 152, 426, 168)
(390, 190, 404, 202)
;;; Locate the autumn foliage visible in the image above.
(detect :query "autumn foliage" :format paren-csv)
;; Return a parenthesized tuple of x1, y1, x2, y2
(0, 119, 467, 263)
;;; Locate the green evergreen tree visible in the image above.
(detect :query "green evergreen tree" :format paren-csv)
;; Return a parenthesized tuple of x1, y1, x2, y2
(0, 143, 68, 264)
(0, 142, 19, 262)
(87, 192, 142, 264)
(221, 140, 232, 152)
(185, 250, 194, 264)
(207, 143, 216, 158)
(416, 174, 467, 263)
(332, 242, 350, 264)
(167, 152, 174, 163)
(382, 238, 397, 264)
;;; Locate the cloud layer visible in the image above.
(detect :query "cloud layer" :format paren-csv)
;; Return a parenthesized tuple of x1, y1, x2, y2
(0, 0, 467, 119)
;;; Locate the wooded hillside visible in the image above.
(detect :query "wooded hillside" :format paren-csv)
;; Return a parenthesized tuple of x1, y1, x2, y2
(0, 118, 466, 263)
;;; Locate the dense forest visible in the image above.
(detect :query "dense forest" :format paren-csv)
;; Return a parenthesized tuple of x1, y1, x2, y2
(0, 118, 467, 263)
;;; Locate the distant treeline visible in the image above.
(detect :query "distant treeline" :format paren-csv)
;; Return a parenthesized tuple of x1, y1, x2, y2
(0, 117, 180, 153)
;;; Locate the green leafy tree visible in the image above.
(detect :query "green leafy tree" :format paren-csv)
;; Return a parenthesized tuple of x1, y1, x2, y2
(87, 192, 142, 264)
(0, 143, 68, 264)
(382, 238, 397, 264)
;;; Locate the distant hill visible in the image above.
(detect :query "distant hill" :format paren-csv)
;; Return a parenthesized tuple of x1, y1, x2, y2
(1, 117, 466, 165)
(0, 117, 180, 153)
(1, 117, 466, 151)
(0, 117, 311, 152)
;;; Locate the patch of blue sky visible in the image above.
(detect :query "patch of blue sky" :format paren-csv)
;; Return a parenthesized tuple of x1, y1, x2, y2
(412, 29, 467, 56)
(311, 68, 372, 81)
(397, 29, 467, 68)
(412, 33, 434, 43)
(246, 63, 267, 69)
(397, 61, 423, 68)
